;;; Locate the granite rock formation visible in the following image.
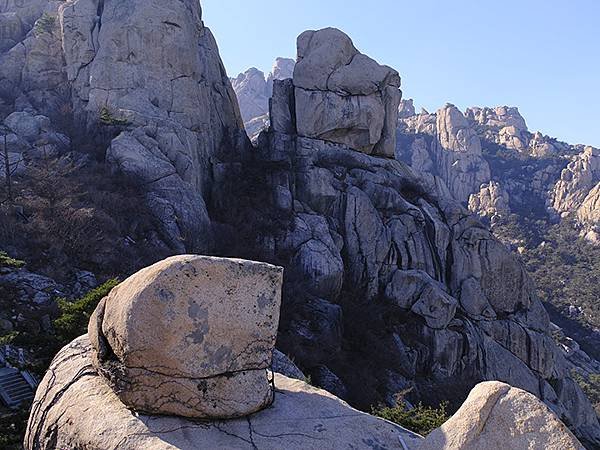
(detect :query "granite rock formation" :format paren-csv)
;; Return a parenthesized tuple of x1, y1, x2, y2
(25, 255, 423, 449)
(232, 57, 295, 138)
(398, 103, 600, 243)
(398, 104, 491, 203)
(420, 381, 585, 450)
(220, 30, 600, 446)
(552, 147, 600, 216)
(0, 0, 249, 252)
(3, 2, 600, 447)
(293, 28, 401, 157)
(468, 181, 510, 219)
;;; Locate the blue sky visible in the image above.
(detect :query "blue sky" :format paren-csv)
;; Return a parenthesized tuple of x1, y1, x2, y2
(202, 0, 600, 147)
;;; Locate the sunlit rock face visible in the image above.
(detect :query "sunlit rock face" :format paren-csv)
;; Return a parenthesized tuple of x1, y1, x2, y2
(397, 104, 491, 203)
(1, 0, 249, 252)
(293, 28, 401, 158)
(87, 255, 283, 419)
(420, 381, 585, 450)
(25, 255, 422, 449)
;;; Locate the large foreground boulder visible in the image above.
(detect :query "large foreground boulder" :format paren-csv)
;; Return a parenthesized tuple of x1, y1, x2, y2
(24, 336, 423, 449)
(419, 381, 584, 450)
(88, 255, 283, 419)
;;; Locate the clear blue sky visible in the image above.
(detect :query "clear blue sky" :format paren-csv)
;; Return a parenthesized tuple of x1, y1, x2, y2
(202, 0, 600, 147)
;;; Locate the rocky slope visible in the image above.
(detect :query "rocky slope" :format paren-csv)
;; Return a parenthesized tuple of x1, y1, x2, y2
(398, 104, 600, 243)
(236, 61, 600, 243)
(1, 1, 599, 448)
(25, 256, 424, 449)
(26, 255, 584, 450)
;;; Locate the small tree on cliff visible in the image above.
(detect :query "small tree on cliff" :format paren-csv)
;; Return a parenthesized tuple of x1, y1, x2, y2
(0, 124, 23, 205)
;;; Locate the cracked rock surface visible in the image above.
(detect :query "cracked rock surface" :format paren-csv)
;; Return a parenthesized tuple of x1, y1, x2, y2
(239, 58, 600, 446)
(87, 255, 283, 419)
(25, 335, 423, 450)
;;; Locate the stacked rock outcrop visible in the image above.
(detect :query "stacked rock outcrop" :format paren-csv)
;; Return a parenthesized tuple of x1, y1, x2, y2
(88, 256, 282, 418)
(232, 57, 295, 138)
(1, 0, 249, 252)
(25, 255, 424, 449)
(397, 104, 491, 203)
(293, 28, 401, 157)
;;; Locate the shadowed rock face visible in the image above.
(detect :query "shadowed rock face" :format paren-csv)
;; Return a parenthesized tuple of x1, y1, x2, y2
(88, 255, 283, 419)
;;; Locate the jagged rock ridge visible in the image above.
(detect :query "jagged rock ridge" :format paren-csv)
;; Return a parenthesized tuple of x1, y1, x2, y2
(232, 57, 295, 139)
(220, 28, 600, 446)
(1, 1, 599, 447)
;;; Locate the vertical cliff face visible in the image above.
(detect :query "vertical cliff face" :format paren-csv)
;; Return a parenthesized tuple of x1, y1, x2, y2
(1, 0, 248, 252)
(61, 0, 247, 251)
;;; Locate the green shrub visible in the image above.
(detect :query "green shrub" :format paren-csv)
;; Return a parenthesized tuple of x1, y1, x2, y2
(54, 279, 119, 343)
(373, 401, 449, 436)
(34, 13, 56, 34)
(0, 251, 25, 269)
(572, 371, 600, 416)
(99, 107, 130, 126)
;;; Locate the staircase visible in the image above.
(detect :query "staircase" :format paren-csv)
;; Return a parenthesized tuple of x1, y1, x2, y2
(0, 367, 36, 408)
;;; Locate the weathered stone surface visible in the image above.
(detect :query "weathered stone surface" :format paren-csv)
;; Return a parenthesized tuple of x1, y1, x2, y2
(434, 104, 491, 202)
(247, 78, 600, 444)
(293, 28, 400, 158)
(552, 146, 600, 217)
(384, 270, 457, 329)
(272, 349, 305, 380)
(269, 78, 296, 134)
(465, 106, 528, 132)
(232, 67, 270, 123)
(266, 57, 295, 88)
(25, 336, 424, 450)
(468, 180, 510, 218)
(419, 381, 584, 450)
(398, 98, 416, 119)
(232, 57, 295, 137)
(57, 0, 247, 251)
(88, 255, 283, 419)
(397, 104, 491, 203)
